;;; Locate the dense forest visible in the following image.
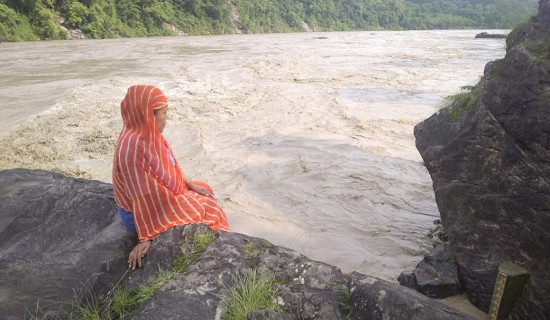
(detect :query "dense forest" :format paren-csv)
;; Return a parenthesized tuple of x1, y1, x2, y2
(0, 0, 540, 41)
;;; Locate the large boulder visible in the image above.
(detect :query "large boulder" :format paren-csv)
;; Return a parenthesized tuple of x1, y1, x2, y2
(0, 168, 135, 319)
(0, 168, 477, 319)
(414, 0, 550, 318)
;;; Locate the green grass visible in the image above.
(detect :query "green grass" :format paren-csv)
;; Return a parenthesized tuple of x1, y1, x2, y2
(220, 269, 282, 320)
(25, 292, 104, 320)
(490, 59, 505, 79)
(260, 239, 273, 249)
(446, 86, 480, 120)
(110, 270, 174, 319)
(244, 241, 261, 258)
(427, 219, 449, 248)
(522, 40, 550, 67)
(173, 227, 216, 273)
(338, 284, 353, 320)
(194, 228, 217, 249)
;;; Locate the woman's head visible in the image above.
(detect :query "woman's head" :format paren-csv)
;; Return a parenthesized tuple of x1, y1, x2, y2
(120, 85, 168, 132)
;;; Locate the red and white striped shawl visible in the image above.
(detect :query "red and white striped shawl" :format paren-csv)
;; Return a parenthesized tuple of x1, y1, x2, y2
(112, 85, 229, 240)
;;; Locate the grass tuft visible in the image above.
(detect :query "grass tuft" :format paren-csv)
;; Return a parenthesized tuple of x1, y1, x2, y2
(220, 269, 282, 320)
(446, 86, 479, 120)
(111, 269, 174, 318)
(522, 40, 550, 66)
(338, 283, 353, 320)
(244, 241, 261, 258)
(427, 219, 449, 248)
(260, 239, 273, 249)
(26, 292, 104, 320)
(173, 227, 216, 273)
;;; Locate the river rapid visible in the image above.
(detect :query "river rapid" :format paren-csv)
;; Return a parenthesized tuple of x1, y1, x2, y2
(0, 30, 506, 286)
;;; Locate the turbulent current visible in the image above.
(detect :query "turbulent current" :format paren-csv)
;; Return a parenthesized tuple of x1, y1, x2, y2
(0, 30, 507, 284)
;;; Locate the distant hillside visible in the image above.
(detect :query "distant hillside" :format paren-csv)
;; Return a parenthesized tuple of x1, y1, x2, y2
(0, 0, 539, 41)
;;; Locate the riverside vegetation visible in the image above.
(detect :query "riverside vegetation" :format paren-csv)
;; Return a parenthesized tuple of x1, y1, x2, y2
(0, 0, 539, 41)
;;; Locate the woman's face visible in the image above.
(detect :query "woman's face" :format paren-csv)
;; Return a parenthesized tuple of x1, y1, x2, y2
(154, 105, 168, 132)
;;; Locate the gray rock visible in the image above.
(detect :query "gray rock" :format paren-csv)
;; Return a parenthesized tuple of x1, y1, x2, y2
(349, 272, 475, 320)
(475, 32, 507, 39)
(398, 242, 461, 299)
(131, 225, 349, 320)
(0, 168, 135, 319)
(414, 0, 550, 317)
(247, 309, 292, 320)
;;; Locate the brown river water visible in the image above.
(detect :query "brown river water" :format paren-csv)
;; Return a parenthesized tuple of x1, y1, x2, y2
(0, 30, 507, 317)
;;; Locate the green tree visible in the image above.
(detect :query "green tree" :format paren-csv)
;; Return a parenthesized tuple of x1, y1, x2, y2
(0, 3, 37, 40)
(66, 1, 88, 28)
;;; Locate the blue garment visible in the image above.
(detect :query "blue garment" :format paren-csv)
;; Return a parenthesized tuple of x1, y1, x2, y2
(167, 147, 175, 165)
(117, 148, 174, 234)
(118, 205, 137, 234)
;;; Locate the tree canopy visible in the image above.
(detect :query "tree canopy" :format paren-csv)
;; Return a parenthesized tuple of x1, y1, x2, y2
(0, 0, 539, 41)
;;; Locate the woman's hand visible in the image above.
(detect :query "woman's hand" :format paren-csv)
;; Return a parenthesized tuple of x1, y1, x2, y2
(129, 240, 152, 270)
(187, 181, 214, 198)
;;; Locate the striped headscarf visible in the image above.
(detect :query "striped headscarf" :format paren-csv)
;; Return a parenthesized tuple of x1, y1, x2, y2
(112, 85, 229, 240)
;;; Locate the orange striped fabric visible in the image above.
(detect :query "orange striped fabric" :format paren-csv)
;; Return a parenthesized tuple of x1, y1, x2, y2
(112, 85, 230, 240)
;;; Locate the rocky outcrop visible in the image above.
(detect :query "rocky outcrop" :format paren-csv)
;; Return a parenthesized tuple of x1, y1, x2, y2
(475, 32, 507, 39)
(56, 16, 86, 40)
(413, 0, 550, 318)
(398, 242, 461, 299)
(0, 168, 476, 320)
(63, 27, 86, 40)
(0, 169, 135, 319)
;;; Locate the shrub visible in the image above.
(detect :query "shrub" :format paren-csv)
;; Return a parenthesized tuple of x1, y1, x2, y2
(30, 6, 67, 40)
(66, 1, 89, 28)
(427, 219, 448, 248)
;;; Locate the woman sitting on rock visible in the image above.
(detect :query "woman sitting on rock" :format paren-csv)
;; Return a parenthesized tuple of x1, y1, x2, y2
(112, 84, 230, 270)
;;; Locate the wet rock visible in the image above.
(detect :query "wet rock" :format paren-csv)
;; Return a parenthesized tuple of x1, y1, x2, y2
(398, 242, 461, 298)
(414, 0, 550, 317)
